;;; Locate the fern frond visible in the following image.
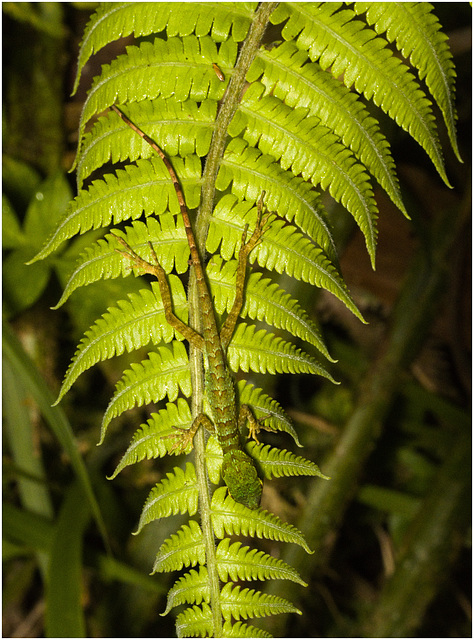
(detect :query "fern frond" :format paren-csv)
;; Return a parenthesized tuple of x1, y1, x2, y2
(73, 2, 255, 94)
(208, 195, 364, 320)
(100, 341, 191, 443)
(249, 40, 406, 215)
(270, 3, 449, 185)
(153, 520, 206, 574)
(32, 4, 459, 637)
(55, 278, 188, 404)
(207, 255, 334, 361)
(218, 137, 338, 261)
(247, 441, 329, 481)
(29, 156, 201, 263)
(76, 99, 215, 185)
(136, 462, 199, 534)
(355, 1, 460, 161)
(163, 566, 209, 616)
(211, 487, 312, 553)
(109, 399, 193, 479)
(176, 603, 214, 638)
(216, 538, 306, 585)
(237, 380, 302, 446)
(222, 620, 272, 638)
(55, 215, 189, 308)
(227, 322, 336, 381)
(220, 582, 300, 621)
(78, 36, 237, 143)
(231, 84, 379, 265)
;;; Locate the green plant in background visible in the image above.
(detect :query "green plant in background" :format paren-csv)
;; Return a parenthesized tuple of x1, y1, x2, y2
(5, 2, 468, 638)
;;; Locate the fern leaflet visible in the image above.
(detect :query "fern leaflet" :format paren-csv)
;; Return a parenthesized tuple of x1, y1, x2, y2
(211, 487, 312, 553)
(153, 520, 206, 574)
(136, 462, 199, 533)
(216, 538, 307, 585)
(100, 341, 191, 442)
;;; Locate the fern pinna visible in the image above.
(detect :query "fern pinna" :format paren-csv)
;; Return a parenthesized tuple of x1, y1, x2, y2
(29, 3, 458, 637)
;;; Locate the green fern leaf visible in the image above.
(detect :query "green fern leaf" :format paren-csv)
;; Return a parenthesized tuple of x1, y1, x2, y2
(207, 255, 334, 361)
(29, 156, 201, 264)
(249, 40, 406, 216)
(109, 399, 193, 479)
(54, 231, 136, 309)
(162, 566, 209, 616)
(136, 462, 199, 533)
(175, 603, 214, 638)
(152, 520, 206, 574)
(222, 620, 272, 638)
(220, 582, 300, 621)
(76, 99, 215, 185)
(355, 1, 460, 162)
(247, 441, 329, 480)
(208, 195, 364, 320)
(55, 277, 188, 405)
(54, 215, 189, 308)
(78, 35, 237, 143)
(227, 322, 336, 381)
(211, 487, 312, 553)
(73, 2, 255, 94)
(237, 380, 302, 446)
(231, 84, 379, 265)
(218, 137, 338, 261)
(205, 436, 224, 485)
(101, 341, 191, 443)
(270, 3, 449, 186)
(216, 538, 306, 585)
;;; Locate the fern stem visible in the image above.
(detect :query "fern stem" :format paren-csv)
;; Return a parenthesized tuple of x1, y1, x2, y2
(196, 1, 279, 252)
(194, 425, 223, 636)
(185, 5, 278, 635)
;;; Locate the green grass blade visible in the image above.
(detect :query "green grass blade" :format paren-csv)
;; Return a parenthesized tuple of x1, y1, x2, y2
(3, 358, 54, 519)
(2, 321, 108, 549)
(3, 502, 54, 555)
(45, 481, 90, 638)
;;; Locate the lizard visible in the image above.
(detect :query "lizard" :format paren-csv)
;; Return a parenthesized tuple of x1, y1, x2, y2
(109, 105, 271, 509)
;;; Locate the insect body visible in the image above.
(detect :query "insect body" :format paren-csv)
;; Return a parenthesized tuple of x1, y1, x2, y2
(212, 62, 225, 81)
(111, 105, 270, 509)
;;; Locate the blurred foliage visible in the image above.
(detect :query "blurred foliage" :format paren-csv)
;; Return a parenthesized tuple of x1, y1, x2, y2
(2, 2, 471, 638)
